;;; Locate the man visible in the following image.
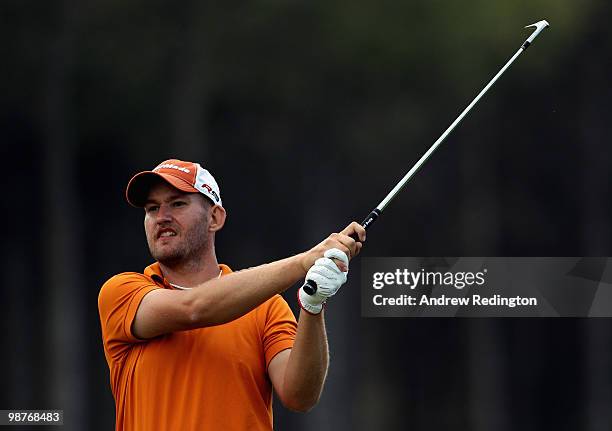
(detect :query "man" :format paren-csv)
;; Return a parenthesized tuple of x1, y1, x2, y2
(98, 159, 366, 430)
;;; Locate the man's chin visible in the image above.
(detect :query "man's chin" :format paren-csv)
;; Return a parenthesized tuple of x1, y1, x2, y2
(151, 249, 184, 266)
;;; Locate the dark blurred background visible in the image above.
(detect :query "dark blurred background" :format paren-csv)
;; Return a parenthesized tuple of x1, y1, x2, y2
(2, 0, 612, 429)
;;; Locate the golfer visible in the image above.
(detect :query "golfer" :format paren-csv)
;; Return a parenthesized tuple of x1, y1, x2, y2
(98, 159, 365, 430)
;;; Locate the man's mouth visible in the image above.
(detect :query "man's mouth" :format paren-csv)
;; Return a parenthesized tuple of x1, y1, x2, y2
(157, 228, 177, 239)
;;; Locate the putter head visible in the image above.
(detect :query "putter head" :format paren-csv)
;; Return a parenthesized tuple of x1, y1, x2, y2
(523, 19, 550, 47)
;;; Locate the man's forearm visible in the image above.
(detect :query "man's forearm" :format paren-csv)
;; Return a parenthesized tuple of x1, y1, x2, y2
(187, 254, 307, 326)
(281, 310, 329, 412)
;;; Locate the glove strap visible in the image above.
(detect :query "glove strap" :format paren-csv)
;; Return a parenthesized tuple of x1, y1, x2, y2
(297, 289, 325, 315)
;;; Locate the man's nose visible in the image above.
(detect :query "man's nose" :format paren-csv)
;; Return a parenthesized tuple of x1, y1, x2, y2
(156, 204, 173, 222)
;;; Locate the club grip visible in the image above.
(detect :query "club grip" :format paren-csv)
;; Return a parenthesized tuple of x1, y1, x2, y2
(302, 279, 318, 295)
(301, 209, 381, 296)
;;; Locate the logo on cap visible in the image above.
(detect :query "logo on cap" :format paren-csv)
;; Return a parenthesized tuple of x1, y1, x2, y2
(201, 184, 220, 202)
(154, 163, 191, 174)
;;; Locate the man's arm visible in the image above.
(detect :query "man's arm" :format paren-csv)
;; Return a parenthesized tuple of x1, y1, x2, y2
(133, 255, 306, 339)
(268, 223, 366, 412)
(267, 311, 329, 412)
(132, 222, 364, 340)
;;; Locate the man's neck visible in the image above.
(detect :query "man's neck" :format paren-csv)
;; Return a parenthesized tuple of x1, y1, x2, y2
(158, 252, 221, 288)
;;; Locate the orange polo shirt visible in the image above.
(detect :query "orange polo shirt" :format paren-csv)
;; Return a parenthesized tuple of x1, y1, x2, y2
(98, 262, 297, 431)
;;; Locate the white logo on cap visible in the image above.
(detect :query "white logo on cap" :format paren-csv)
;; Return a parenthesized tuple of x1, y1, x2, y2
(154, 163, 191, 174)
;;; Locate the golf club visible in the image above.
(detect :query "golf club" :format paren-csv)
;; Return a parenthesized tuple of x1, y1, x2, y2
(303, 20, 550, 295)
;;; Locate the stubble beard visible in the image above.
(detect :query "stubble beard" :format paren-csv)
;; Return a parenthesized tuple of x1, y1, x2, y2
(148, 220, 211, 270)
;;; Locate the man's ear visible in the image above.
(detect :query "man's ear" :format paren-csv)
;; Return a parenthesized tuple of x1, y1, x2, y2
(208, 205, 226, 232)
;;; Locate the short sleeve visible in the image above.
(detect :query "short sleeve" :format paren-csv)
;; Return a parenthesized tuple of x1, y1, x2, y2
(261, 295, 298, 368)
(98, 272, 160, 361)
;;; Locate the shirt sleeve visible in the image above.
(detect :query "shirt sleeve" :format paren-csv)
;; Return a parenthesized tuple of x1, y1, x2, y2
(261, 295, 298, 368)
(98, 272, 161, 361)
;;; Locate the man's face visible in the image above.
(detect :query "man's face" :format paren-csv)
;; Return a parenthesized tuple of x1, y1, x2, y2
(143, 180, 211, 266)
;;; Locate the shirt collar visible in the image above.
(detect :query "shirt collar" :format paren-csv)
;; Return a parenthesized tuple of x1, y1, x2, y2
(144, 262, 233, 288)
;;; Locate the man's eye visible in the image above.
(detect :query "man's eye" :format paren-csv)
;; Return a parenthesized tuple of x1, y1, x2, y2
(172, 201, 186, 207)
(145, 205, 159, 213)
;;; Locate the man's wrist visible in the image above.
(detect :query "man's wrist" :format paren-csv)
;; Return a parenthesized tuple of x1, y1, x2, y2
(297, 289, 324, 315)
(291, 252, 310, 276)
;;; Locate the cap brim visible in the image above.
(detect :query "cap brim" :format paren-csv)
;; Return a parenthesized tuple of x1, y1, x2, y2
(125, 171, 199, 207)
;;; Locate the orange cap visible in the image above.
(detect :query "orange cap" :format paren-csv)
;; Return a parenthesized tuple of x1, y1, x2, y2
(126, 159, 222, 207)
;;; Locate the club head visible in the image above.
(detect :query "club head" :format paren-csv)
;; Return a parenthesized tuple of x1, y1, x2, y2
(525, 20, 550, 31)
(523, 19, 550, 46)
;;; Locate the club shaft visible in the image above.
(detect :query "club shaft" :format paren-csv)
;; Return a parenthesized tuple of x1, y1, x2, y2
(302, 20, 549, 296)
(377, 47, 524, 212)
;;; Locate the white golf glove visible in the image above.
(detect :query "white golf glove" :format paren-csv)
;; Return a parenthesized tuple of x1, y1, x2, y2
(298, 248, 349, 315)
